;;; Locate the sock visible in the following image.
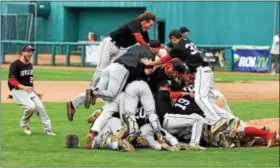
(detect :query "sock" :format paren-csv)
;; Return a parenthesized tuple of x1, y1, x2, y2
(244, 127, 268, 140)
(90, 130, 97, 136)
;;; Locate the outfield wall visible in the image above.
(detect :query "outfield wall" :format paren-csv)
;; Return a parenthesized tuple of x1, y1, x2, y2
(1, 1, 278, 45)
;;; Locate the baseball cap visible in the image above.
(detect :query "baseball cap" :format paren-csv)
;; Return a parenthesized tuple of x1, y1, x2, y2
(179, 26, 190, 33)
(21, 45, 35, 52)
(148, 40, 161, 48)
(173, 62, 187, 74)
(156, 80, 173, 91)
(169, 29, 182, 39)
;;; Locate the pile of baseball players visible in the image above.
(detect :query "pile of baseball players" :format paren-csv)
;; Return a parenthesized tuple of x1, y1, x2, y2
(66, 11, 279, 151)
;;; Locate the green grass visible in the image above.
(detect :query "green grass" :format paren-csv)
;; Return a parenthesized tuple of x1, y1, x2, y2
(1, 101, 279, 167)
(1, 67, 94, 81)
(1, 67, 279, 82)
(214, 73, 279, 82)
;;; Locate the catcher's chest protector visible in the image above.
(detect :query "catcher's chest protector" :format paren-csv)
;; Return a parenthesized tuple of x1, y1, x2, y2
(66, 134, 79, 148)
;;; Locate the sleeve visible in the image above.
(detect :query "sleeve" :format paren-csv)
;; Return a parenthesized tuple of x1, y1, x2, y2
(155, 91, 172, 119)
(128, 20, 141, 34)
(9, 62, 18, 79)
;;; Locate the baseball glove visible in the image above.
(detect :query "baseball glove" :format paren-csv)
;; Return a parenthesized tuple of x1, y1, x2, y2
(135, 136, 149, 148)
(161, 143, 180, 152)
(66, 134, 79, 148)
(118, 139, 135, 152)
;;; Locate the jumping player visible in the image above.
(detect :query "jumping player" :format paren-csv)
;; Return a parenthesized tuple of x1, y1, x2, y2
(67, 11, 156, 118)
(8, 45, 55, 136)
(141, 29, 228, 135)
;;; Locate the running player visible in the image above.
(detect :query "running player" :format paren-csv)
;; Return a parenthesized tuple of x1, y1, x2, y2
(8, 45, 55, 136)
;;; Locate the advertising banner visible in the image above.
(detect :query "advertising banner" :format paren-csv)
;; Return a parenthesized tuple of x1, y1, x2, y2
(232, 46, 270, 72)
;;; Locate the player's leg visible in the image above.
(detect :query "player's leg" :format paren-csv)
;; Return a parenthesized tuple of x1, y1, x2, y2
(85, 63, 129, 107)
(31, 95, 55, 135)
(270, 54, 277, 75)
(188, 114, 207, 149)
(140, 124, 162, 150)
(11, 89, 36, 135)
(194, 66, 227, 134)
(123, 81, 142, 134)
(163, 113, 206, 149)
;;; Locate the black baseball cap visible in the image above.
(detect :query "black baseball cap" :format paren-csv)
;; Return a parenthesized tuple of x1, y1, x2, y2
(156, 80, 173, 90)
(173, 62, 187, 74)
(179, 26, 190, 33)
(148, 40, 161, 48)
(21, 45, 35, 52)
(169, 29, 182, 39)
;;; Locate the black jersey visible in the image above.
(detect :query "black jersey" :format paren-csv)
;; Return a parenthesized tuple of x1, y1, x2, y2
(155, 90, 205, 123)
(114, 46, 155, 84)
(169, 38, 207, 73)
(109, 19, 150, 48)
(8, 59, 34, 91)
(148, 67, 171, 93)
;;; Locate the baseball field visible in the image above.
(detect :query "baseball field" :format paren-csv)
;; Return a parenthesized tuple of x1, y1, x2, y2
(1, 65, 279, 167)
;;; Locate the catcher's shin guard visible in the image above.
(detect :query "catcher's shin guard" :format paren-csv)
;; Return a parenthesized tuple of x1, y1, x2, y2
(66, 134, 79, 148)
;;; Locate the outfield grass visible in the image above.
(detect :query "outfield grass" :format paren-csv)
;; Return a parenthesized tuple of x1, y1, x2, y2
(1, 67, 279, 82)
(1, 101, 279, 167)
(1, 67, 94, 81)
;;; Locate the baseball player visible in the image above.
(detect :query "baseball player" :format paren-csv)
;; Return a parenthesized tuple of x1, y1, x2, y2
(166, 26, 192, 50)
(84, 40, 161, 107)
(66, 40, 161, 121)
(141, 29, 228, 135)
(148, 61, 187, 94)
(67, 11, 156, 118)
(210, 89, 278, 148)
(155, 80, 207, 149)
(8, 45, 55, 136)
(85, 110, 134, 152)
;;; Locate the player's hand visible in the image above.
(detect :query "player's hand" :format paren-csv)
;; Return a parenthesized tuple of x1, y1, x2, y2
(23, 86, 33, 93)
(189, 92, 195, 98)
(141, 58, 153, 66)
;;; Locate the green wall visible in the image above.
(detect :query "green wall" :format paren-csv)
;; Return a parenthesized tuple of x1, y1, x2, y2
(1, 1, 279, 46)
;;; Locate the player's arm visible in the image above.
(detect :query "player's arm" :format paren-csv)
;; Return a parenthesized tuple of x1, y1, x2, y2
(128, 21, 149, 46)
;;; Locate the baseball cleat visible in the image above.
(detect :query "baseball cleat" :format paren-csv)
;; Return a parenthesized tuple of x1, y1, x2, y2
(189, 144, 206, 150)
(84, 89, 93, 109)
(115, 124, 129, 139)
(211, 119, 228, 135)
(87, 109, 102, 123)
(44, 131, 56, 136)
(66, 101, 75, 121)
(23, 127, 31, 135)
(85, 133, 95, 149)
(229, 118, 241, 138)
(266, 131, 276, 148)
